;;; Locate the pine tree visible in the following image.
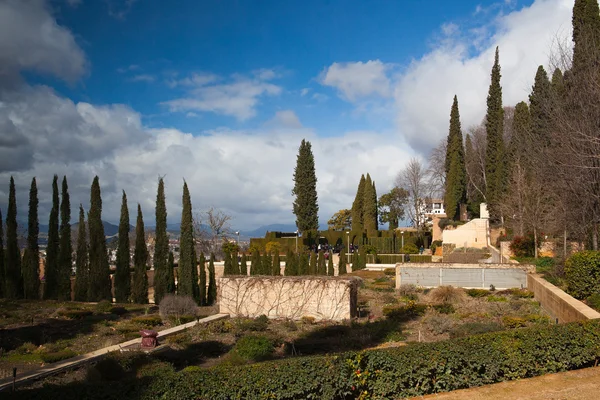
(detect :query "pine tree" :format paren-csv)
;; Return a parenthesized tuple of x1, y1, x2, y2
(240, 253, 248, 275)
(250, 249, 261, 275)
(0, 209, 4, 298)
(284, 249, 297, 276)
(292, 139, 319, 236)
(114, 191, 131, 303)
(298, 252, 309, 275)
(444, 95, 467, 220)
(57, 176, 72, 301)
(178, 181, 198, 301)
(263, 252, 272, 276)
(5, 177, 22, 299)
(207, 253, 217, 305)
(529, 66, 552, 149)
(351, 175, 366, 232)
(338, 248, 347, 275)
(167, 251, 176, 294)
(73, 205, 89, 301)
(23, 177, 39, 299)
(272, 252, 280, 275)
(327, 252, 334, 276)
(484, 47, 506, 221)
(131, 205, 148, 304)
(153, 178, 169, 304)
(198, 252, 207, 306)
(363, 174, 378, 235)
(44, 175, 59, 299)
(87, 176, 111, 301)
(317, 250, 326, 275)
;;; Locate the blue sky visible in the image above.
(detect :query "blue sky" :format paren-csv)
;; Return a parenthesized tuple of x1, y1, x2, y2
(0, 0, 572, 229)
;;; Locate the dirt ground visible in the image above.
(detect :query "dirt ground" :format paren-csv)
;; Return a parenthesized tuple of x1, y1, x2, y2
(411, 366, 600, 400)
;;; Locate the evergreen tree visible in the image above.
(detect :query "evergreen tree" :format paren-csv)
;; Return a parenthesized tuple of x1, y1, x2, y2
(509, 102, 532, 167)
(572, 0, 600, 70)
(178, 182, 199, 301)
(240, 253, 248, 275)
(114, 191, 131, 303)
(484, 47, 506, 221)
(327, 252, 334, 276)
(44, 175, 59, 299)
(338, 248, 347, 275)
(298, 252, 309, 275)
(5, 177, 22, 299)
(551, 68, 565, 99)
(57, 176, 72, 301)
(207, 253, 217, 305)
(250, 249, 261, 275)
(263, 252, 272, 276)
(223, 251, 232, 275)
(529, 66, 552, 149)
(272, 252, 280, 276)
(198, 252, 207, 306)
(444, 95, 467, 220)
(73, 205, 89, 301)
(309, 251, 317, 275)
(166, 250, 176, 295)
(191, 245, 199, 303)
(292, 139, 319, 236)
(131, 205, 148, 304)
(351, 175, 366, 232)
(284, 249, 297, 276)
(363, 174, 378, 235)
(317, 250, 326, 275)
(153, 178, 169, 304)
(87, 176, 111, 301)
(0, 209, 4, 298)
(23, 177, 39, 299)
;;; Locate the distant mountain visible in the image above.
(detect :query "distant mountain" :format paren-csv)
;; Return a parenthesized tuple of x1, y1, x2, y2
(243, 224, 298, 238)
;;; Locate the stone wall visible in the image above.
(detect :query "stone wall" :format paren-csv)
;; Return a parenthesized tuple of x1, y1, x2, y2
(218, 276, 360, 321)
(527, 274, 600, 323)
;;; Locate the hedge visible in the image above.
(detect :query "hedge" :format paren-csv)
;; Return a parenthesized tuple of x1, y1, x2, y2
(9, 320, 600, 400)
(565, 251, 600, 299)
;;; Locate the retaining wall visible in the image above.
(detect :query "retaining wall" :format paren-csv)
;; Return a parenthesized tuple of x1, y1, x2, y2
(527, 274, 600, 323)
(218, 276, 360, 321)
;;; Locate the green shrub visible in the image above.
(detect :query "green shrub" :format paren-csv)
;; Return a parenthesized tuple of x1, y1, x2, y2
(57, 309, 93, 319)
(466, 288, 489, 298)
(432, 303, 455, 314)
(95, 300, 113, 313)
(449, 321, 504, 338)
(409, 255, 432, 263)
(525, 314, 551, 325)
(502, 316, 528, 328)
(535, 257, 556, 274)
(90, 357, 125, 381)
(110, 306, 128, 316)
(232, 335, 274, 361)
(383, 268, 395, 276)
(40, 349, 76, 363)
(383, 302, 427, 321)
(565, 251, 600, 299)
(587, 293, 600, 311)
(131, 315, 163, 327)
(167, 314, 196, 326)
(510, 233, 537, 258)
(508, 289, 535, 299)
(236, 315, 269, 332)
(487, 295, 508, 302)
(400, 243, 419, 254)
(14, 342, 38, 355)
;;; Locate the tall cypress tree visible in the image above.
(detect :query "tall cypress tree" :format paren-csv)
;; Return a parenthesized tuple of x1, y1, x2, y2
(529, 66, 552, 149)
(223, 251, 232, 275)
(509, 102, 532, 166)
(114, 191, 131, 303)
(484, 47, 506, 221)
(327, 252, 334, 276)
(444, 95, 467, 220)
(284, 249, 295, 276)
(44, 175, 59, 299)
(198, 252, 207, 306)
(572, 0, 600, 71)
(363, 174, 378, 235)
(263, 252, 272, 276)
(250, 249, 261, 275)
(167, 251, 176, 294)
(309, 251, 317, 275)
(338, 248, 347, 275)
(298, 252, 309, 275)
(240, 252, 248, 275)
(57, 177, 72, 301)
(207, 253, 217, 305)
(317, 250, 326, 275)
(292, 139, 319, 236)
(178, 181, 197, 300)
(272, 252, 280, 276)
(23, 177, 39, 299)
(73, 205, 89, 301)
(551, 68, 565, 99)
(351, 175, 366, 232)
(153, 178, 169, 304)
(0, 209, 4, 298)
(5, 177, 22, 299)
(131, 205, 148, 304)
(87, 176, 111, 301)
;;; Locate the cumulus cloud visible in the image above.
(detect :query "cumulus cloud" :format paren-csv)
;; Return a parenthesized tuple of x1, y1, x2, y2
(320, 60, 392, 102)
(265, 110, 303, 129)
(129, 74, 155, 83)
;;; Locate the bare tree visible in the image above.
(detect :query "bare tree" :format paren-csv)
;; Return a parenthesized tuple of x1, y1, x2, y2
(395, 158, 432, 233)
(193, 207, 233, 258)
(465, 124, 488, 210)
(427, 138, 446, 197)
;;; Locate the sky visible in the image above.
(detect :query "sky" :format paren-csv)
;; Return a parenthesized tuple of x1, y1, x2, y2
(0, 0, 574, 231)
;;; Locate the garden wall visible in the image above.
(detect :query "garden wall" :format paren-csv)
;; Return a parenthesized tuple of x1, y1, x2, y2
(396, 263, 534, 289)
(527, 274, 600, 323)
(218, 276, 360, 321)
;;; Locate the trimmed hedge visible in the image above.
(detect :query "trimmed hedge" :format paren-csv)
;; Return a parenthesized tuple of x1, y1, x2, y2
(565, 251, 600, 299)
(9, 321, 600, 400)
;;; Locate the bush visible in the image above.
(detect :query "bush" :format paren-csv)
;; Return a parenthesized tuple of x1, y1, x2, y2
(565, 251, 600, 299)
(131, 315, 163, 327)
(431, 240, 443, 254)
(383, 302, 427, 321)
(586, 293, 600, 311)
(449, 322, 504, 338)
(236, 315, 269, 332)
(95, 300, 113, 313)
(466, 288, 489, 298)
(159, 294, 198, 324)
(487, 295, 508, 302)
(509, 233, 537, 258)
(424, 312, 455, 335)
(400, 243, 419, 254)
(430, 286, 464, 304)
(232, 335, 274, 361)
(40, 349, 76, 364)
(57, 309, 93, 319)
(432, 303, 455, 314)
(508, 289, 535, 299)
(397, 284, 418, 297)
(502, 316, 528, 328)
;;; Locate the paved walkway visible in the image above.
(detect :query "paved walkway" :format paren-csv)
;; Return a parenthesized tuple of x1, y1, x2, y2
(0, 313, 229, 392)
(411, 366, 600, 400)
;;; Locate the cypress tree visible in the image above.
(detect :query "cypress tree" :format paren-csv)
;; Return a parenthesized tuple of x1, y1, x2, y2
(551, 68, 565, 99)
(44, 175, 59, 299)
(178, 181, 198, 300)
(166, 250, 176, 295)
(207, 253, 217, 305)
(484, 47, 506, 221)
(153, 178, 169, 304)
(240, 253, 248, 275)
(529, 66, 552, 149)
(444, 95, 467, 220)
(114, 191, 131, 303)
(272, 252, 280, 276)
(57, 176, 72, 301)
(327, 252, 334, 276)
(338, 248, 347, 275)
(192, 245, 199, 303)
(223, 251, 232, 275)
(0, 209, 4, 298)
(292, 139, 319, 236)
(284, 249, 297, 276)
(23, 177, 39, 299)
(317, 250, 326, 275)
(298, 252, 309, 275)
(250, 249, 261, 275)
(351, 175, 366, 232)
(572, 0, 600, 71)
(73, 205, 89, 301)
(509, 102, 532, 166)
(363, 174, 378, 235)
(309, 251, 317, 275)
(131, 205, 148, 304)
(263, 252, 272, 276)
(5, 177, 22, 299)
(87, 176, 111, 301)
(198, 252, 207, 306)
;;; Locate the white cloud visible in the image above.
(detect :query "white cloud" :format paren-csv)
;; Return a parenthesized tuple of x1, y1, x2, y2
(129, 74, 155, 82)
(320, 60, 392, 102)
(265, 110, 303, 129)
(117, 64, 140, 73)
(441, 22, 459, 36)
(166, 72, 219, 88)
(300, 88, 310, 96)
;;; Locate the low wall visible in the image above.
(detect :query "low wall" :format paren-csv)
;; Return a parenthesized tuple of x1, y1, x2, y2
(218, 276, 360, 321)
(527, 274, 600, 323)
(396, 263, 534, 289)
